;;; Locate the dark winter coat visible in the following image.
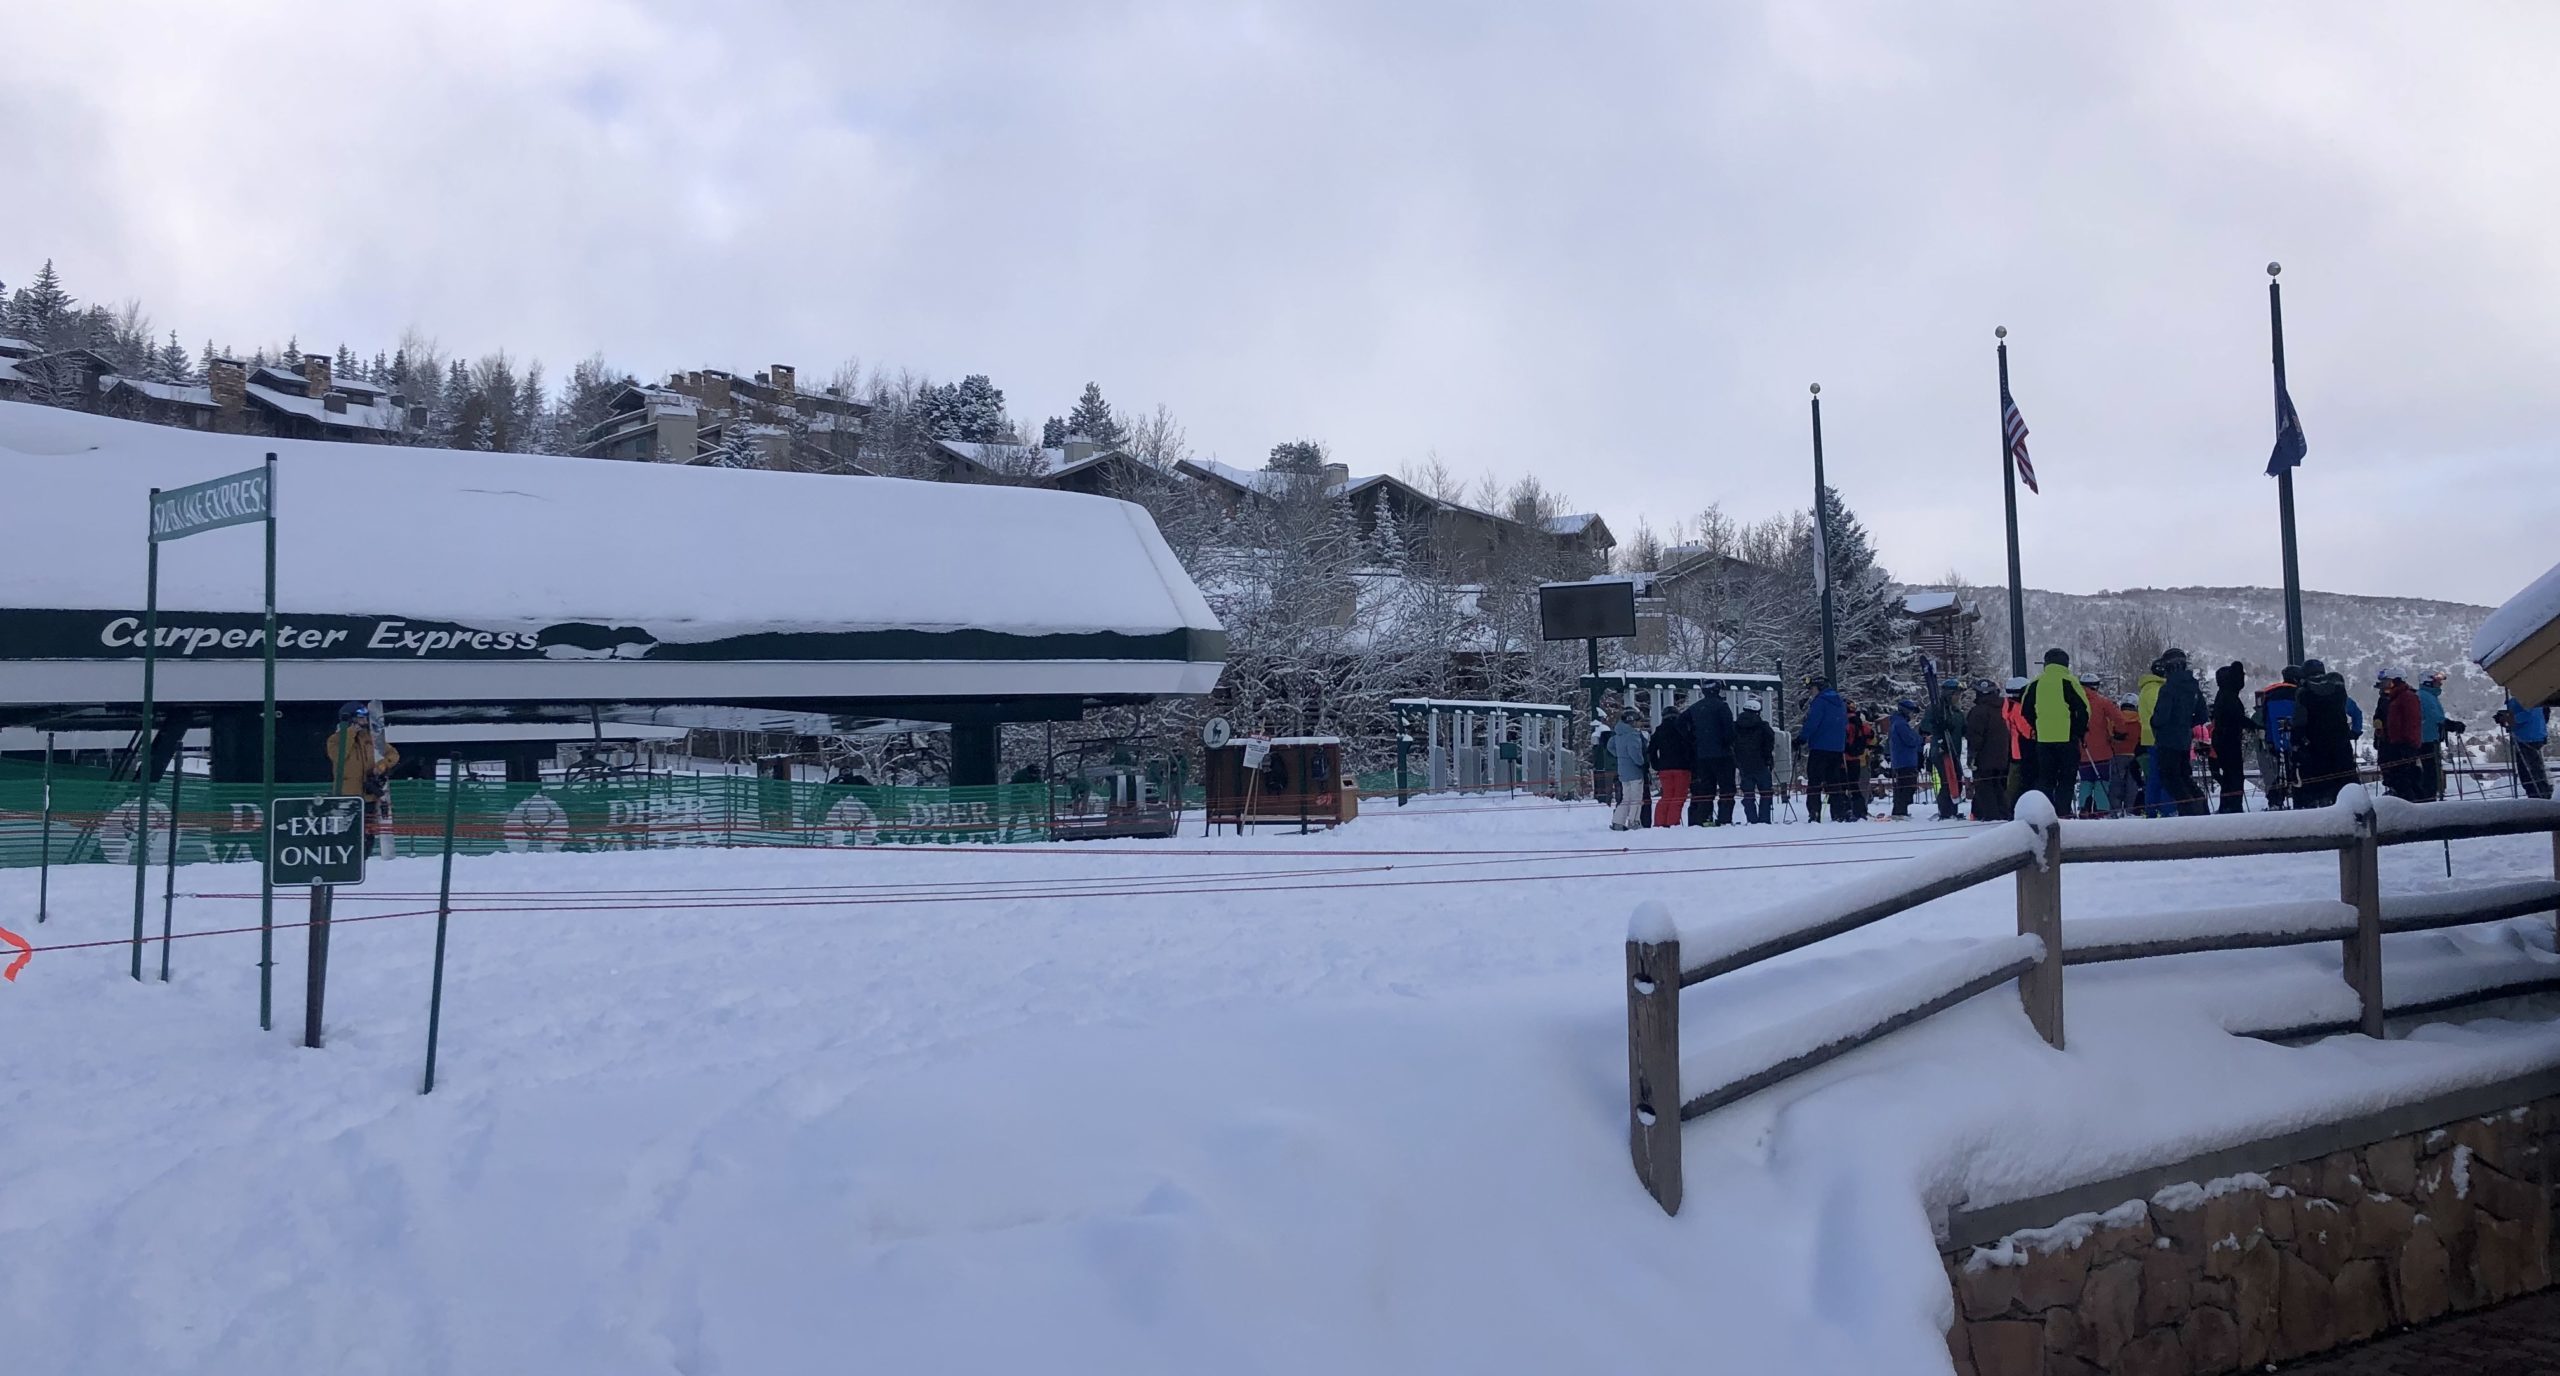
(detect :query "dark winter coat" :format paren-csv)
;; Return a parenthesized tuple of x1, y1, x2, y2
(2297, 675, 2356, 777)
(1684, 688, 1736, 764)
(1732, 710, 1777, 773)
(1887, 712, 1923, 770)
(2211, 664, 2251, 735)
(1962, 695, 2007, 773)
(1800, 689, 1849, 753)
(2150, 660, 2206, 745)
(1647, 711, 1695, 773)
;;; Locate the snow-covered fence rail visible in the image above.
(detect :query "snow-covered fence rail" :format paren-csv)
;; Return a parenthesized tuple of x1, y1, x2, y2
(1627, 796, 2065, 1215)
(1624, 788, 2560, 1216)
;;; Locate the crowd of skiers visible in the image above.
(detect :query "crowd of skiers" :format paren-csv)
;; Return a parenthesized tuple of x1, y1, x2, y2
(1595, 653, 2555, 829)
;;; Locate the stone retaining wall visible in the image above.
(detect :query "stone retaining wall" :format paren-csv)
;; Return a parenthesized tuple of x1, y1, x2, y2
(1944, 1097, 2557, 1375)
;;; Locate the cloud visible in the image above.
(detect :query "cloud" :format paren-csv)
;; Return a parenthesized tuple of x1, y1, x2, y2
(4, 0, 2553, 606)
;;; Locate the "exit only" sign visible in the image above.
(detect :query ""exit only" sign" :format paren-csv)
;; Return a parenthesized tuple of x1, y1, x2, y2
(270, 796, 368, 887)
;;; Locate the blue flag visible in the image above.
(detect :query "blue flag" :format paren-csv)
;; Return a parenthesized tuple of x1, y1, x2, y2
(2266, 382, 2306, 476)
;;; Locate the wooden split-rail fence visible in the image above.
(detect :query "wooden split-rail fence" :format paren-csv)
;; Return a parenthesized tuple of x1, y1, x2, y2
(1625, 788, 2560, 1215)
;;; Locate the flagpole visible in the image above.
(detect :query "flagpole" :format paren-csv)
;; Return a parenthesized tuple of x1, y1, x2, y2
(2269, 263, 2307, 668)
(1996, 327, 2027, 680)
(1810, 382, 1837, 686)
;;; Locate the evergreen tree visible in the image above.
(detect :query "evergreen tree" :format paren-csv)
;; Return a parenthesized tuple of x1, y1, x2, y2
(1040, 415, 1069, 449)
(708, 416, 762, 468)
(515, 361, 550, 454)
(917, 373, 1008, 441)
(440, 359, 476, 448)
(1267, 439, 1327, 474)
(8, 260, 76, 346)
(155, 331, 191, 382)
(334, 343, 359, 384)
(1063, 381, 1125, 447)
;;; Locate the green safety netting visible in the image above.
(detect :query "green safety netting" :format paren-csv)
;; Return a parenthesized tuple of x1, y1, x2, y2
(0, 761, 1056, 869)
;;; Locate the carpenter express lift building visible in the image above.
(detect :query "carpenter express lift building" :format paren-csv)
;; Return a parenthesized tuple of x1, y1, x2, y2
(0, 402, 1226, 781)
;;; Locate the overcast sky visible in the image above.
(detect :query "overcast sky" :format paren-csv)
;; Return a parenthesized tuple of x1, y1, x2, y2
(6, 2, 2554, 606)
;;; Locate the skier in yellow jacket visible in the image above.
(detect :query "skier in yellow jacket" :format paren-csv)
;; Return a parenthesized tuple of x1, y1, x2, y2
(324, 703, 398, 849)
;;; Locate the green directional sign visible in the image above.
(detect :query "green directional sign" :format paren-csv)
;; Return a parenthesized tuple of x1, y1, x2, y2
(269, 796, 368, 887)
(150, 466, 273, 542)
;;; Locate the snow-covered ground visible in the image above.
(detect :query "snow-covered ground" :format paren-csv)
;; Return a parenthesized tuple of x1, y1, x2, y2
(6, 797, 2560, 1374)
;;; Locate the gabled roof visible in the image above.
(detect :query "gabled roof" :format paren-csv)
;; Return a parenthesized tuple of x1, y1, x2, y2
(939, 438, 1132, 481)
(0, 337, 37, 360)
(102, 374, 218, 408)
(248, 363, 389, 401)
(245, 382, 403, 433)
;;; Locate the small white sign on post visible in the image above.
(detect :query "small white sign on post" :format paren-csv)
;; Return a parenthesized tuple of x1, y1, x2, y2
(1240, 739, 1271, 771)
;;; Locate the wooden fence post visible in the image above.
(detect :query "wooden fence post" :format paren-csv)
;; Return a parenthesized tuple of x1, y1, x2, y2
(1627, 902, 1683, 1216)
(2015, 810, 2065, 1050)
(2340, 797, 2384, 1038)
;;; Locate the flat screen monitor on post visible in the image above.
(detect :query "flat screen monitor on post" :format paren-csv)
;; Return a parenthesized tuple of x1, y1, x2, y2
(1538, 579, 1637, 643)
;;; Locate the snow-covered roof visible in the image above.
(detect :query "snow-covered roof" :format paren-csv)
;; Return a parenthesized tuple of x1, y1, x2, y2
(0, 402, 1226, 705)
(936, 438, 1122, 479)
(245, 382, 403, 432)
(1903, 591, 1963, 615)
(2472, 559, 2560, 704)
(249, 364, 387, 400)
(0, 336, 36, 359)
(102, 374, 217, 408)
(2473, 561, 2560, 667)
(1181, 456, 1350, 497)
(1544, 513, 1601, 536)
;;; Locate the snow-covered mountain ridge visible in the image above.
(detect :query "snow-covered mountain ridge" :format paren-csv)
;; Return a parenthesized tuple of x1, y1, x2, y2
(1909, 584, 2508, 720)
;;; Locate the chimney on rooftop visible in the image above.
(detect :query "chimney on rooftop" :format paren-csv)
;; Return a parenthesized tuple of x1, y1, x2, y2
(208, 357, 247, 415)
(1062, 434, 1097, 465)
(770, 363, 795, 396)
(301, 354, 331, 400)
(1320, 461, 1350, 489)
(324, 390, 349, 415)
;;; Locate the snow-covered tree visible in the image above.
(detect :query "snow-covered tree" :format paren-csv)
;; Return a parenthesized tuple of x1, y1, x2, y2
(6, 259, 76, 346)
(155, 331, 192, 382)
(1064, 381, 1125, 447)
(918, 373, 1008, 442)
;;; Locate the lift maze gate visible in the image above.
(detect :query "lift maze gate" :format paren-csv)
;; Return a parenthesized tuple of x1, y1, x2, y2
(1391, 699, 1573, 801)
(0, 765, 1055, 869)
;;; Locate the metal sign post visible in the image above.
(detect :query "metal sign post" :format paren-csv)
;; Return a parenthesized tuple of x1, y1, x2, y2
(35, 734, 53, 925)
(129, 462, 276, 989)
(271, 794, 365, 1049)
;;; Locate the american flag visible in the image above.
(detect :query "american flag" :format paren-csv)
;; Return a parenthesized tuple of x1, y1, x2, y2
(2003, 389, 2038, 494)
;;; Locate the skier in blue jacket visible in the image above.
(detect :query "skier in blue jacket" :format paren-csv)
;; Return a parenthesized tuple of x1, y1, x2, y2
(2506, 695, 2551, 800)
(1886, 700, 1923, 818)
(1798, 677, 1852, 822)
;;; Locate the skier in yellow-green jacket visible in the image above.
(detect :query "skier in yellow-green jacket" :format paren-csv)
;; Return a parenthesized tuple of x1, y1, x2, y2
(2018, 649, 2089, 814)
